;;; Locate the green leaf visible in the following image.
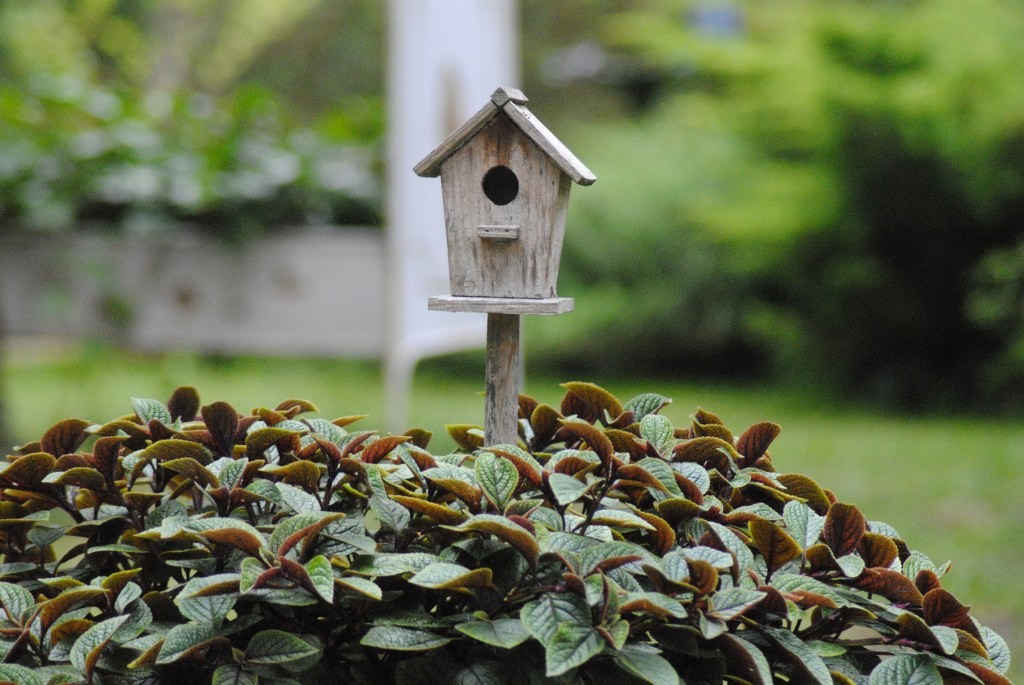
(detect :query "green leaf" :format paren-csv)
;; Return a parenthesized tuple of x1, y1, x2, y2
(132, 397, 172, 424)
(640, 414, 675, 455)
(276, 481, 322, 514)
(707, 588, 766, 621)
(0, 663, 44, 685)
(371, 494, 411, 534)
(624, 392, 672, 420)
(360, 625, 452, 651)
(615, 644, 680, 685)
(244, 629, 320, 664)
(451, 662, 508, 685)
(348, 552, 439, 576)
(982, 625, 1011, 674)
(334, 575, 383, 600)
(212, 664, 259, 685)
(155, 622, 227, 664)
(548, 473, 589, 505)
(70, 615, 130, 678)
(782, 501, 825, 550)
(543, 623, 604, 676)
(177, 574, 239, 625)
(762, 626, 832, 685)
(868, 654, 942, 685)
(306, 555, 335, 602)
(409, 561, 494, 590)
(474, 452, 519, 512)
(0, 581, 34, 623)
(455, 618, 531, 649)
(770, 573, 844, 603)
(521, 592, 593, 646)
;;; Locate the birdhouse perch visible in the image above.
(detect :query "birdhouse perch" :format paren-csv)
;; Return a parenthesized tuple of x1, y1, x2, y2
(414, 86, 595, 444)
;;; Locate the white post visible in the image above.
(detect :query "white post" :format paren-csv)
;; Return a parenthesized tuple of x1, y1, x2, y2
(384, 0, 519, 431)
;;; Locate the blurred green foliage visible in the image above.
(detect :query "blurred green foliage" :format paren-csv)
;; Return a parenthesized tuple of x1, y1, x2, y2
(0, 0, 382, 236)
(531, 0, 1024, 408)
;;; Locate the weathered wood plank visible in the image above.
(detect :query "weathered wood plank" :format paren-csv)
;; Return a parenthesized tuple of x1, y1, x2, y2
(485, 313, 521, 445)
(428, 296, 574, 315)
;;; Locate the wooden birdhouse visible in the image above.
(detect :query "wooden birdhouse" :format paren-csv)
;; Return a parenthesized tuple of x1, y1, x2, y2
(414, 87, 595, 312)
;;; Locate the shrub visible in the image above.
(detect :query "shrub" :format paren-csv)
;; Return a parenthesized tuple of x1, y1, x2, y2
(541, 0, 1024, 405)
(0, 383, 1011, 684)
(0, 76, 382, 237)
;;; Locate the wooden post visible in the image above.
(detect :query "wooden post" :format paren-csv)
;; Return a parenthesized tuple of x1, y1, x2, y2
(485, 313, 521, 445)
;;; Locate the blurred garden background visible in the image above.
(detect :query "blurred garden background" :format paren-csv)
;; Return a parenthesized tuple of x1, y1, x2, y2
(1, 0, 1023, 679)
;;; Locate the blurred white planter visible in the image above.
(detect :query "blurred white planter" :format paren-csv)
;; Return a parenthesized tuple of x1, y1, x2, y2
(0, 226, 385, 357)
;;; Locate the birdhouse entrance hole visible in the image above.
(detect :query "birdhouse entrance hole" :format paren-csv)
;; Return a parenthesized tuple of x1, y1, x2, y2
(482, 165, 519, 205)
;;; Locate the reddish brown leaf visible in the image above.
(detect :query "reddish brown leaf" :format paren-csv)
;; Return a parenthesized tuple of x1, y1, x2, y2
(560, 382, 624, 426)
(915, 569, 942, 596)
(749, 519, 802, 576)
(955, 630, 990, 659)
(40, 419, 91, 458)
(823, 502, 866, 557)
(630, 507, 676, 555)
(735, 422, 781, 464)
(923, 588, 971, 628)
(559, 418, 615, 469)
(655, 497, 703, 525)
(198, 527, 267, 558)
(691, 421, 734, 443)
(686, 559, 719, 596)
(855, 568, 924, 606)
(92, 436, 127, 482)
(0, 452, 57, 486)
(605, 429, 647, 460)
(167, 386, 201, 422)
(391, 495, 469, 525)
(486, 446, 542, 488)
(960, 660, 1013, 685)
(692, 408, 725, 426)
(614, 465, 668, 493)
(517, 394, 539, 420)
(276, 512, 346, 558)
(714, 633, 772, 685)
(786, 590, 838, 610)
(858, 532, 899, 569)
(331, 415, 367, 429)
(360, 436, 410, 464)
(447, 425, 484, 451)
(757, 585, 789, 616)
(201, 402, 240, 457)
(672, 437, 738, 473)
(402, 428, 433, 449)
(775, 473, 831, 514)
(275, 398, 319, 415)
(804, 543, 842, 574)
(260, 460, 321, 491)
(529, 403, 563, 449)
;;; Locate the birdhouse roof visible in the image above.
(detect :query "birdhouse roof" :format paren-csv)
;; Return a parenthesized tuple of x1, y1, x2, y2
(413, 87, 596, 185)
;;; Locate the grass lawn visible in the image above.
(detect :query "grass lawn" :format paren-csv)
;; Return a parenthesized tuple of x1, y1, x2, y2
(4, 341, 1022, 681)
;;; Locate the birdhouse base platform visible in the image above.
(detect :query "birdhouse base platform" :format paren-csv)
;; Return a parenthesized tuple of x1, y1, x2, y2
(428, 296, 574, 315)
